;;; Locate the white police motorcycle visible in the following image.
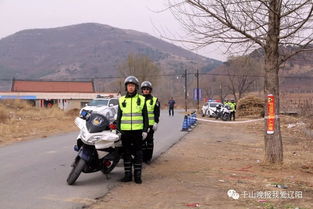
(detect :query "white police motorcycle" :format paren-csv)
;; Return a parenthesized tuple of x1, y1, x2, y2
(215, 104, 231, 121)
(66, 107, 122, 185)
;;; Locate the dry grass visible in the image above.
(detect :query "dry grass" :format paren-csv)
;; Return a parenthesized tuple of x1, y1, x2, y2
(0, 100, 77, 145)
(213, 117, 313, 208)
(65, 108, 80, 117)
(0, 109, 8, 123)
(237, 95, 265, 117)
(1, 99, 33, 110)
(307, 120, 313, 130)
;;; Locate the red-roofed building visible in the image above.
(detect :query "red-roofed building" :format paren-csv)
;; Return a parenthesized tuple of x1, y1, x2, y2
(11, 80, 95, 93)
(0, 80, 118, 110)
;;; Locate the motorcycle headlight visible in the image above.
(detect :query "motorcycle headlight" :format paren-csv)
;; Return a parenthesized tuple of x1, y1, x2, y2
(80, 110, 87, 117)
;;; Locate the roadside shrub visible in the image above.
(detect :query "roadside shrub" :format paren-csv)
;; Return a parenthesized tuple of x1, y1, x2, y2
(237, 95, 265, 117)
(43, 106, 65, 118)
(1, 99, 33, 110)
(65, 108, 80, 117)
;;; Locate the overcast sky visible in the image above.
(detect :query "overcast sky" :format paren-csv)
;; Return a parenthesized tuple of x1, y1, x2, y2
(0, 0, 227, 61)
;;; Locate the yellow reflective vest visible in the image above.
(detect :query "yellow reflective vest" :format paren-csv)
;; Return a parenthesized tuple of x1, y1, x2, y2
(229, 102, 236, 112)
(119, 94, 145, 131)
(146, 97, 157, 126)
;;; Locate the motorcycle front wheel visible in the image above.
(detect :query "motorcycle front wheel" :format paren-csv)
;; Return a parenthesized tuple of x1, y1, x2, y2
(101, 156, 121, 174)
(67, 158, 86, 185)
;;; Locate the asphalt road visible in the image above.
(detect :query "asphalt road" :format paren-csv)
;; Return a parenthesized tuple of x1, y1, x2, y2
(0, 110, 186, 209)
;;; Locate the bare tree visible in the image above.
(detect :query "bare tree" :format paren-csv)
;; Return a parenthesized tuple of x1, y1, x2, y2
(224, 56, 263, 100)
(168, 0, 313, 163)
(201, 86, 215, 100)
(117, 54, 161, 92)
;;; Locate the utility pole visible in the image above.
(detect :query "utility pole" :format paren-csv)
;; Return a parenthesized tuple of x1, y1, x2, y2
(91, 78, 96, 92)
(196, 69, 200, 112)
(184, 69, 188, 112)
(119, 80, 122, 96)
(220, 82, 223, 102)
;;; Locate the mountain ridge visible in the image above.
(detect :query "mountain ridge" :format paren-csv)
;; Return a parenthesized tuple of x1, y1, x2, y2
(0, 23, 221, 84)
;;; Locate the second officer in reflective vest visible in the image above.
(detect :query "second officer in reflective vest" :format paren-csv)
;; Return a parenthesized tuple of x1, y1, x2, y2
(117, 76, 148, 184)
(140, 81, 160, 164)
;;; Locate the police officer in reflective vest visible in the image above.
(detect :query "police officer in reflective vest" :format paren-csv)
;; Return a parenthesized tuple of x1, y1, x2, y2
(117, 76, 148, 184)
(229, 99, 237, 121)
(140, 81, 160, 164)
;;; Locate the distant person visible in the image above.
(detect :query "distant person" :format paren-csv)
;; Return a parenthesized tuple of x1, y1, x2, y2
(168, 97, 176, 116)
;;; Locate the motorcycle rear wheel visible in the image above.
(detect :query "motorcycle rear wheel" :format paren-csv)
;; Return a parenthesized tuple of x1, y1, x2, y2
(67, 158, 86, 185)
(222, 114, 230, 121)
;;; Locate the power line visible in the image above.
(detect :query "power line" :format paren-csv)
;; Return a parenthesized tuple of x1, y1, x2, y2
(1, 72, 313, 81)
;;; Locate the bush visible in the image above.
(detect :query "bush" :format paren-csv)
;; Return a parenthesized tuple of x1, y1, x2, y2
(0, 99, 33, 110)
(65, 108, 80, 117)
(237, 95, 265, 117)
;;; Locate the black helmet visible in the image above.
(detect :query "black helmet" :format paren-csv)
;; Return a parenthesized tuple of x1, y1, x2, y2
(141, 81, 152, 91)
(124, 76, 139, 90)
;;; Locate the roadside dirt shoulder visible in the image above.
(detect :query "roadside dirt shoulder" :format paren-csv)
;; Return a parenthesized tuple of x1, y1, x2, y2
(90, 118, 313, 209)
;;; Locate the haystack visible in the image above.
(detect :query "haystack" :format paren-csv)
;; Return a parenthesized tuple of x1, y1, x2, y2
(237, 95, 265, 117)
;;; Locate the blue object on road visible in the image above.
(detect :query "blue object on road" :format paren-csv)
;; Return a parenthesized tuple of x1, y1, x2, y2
(187, 114, 191, 128)
(181, 115, 189, 131)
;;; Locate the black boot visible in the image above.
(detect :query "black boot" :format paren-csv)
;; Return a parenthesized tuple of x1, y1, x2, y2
(120, 172, 132, 182)
(134, 163, 142, 184)
(134, 170, 142, 184)
(134, 149, 143, 184)
(120, 160, 132, 182)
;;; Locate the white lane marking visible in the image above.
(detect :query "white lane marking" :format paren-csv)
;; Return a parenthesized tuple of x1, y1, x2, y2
(197, 118, 263, 124)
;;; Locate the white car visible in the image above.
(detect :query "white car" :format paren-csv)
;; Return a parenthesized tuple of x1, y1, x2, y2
(202, 100, 223, 117)
(80, 96, 119, 116)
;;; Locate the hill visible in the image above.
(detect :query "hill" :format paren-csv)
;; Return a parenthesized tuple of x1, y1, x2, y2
(0, 23, 221, 87)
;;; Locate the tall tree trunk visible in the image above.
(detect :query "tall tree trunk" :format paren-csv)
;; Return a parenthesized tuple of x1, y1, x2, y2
(264, 0, 283, 164)
(264, 54, 283, 163)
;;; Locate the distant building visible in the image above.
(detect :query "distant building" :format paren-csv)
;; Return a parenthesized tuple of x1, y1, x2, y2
(11, 80, 95, 93)
(0, 80, 117, 110)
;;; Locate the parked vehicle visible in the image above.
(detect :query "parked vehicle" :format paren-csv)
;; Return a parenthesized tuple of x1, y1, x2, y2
(80, 95, 119, 116)
(202, 100, 223, 117)
(66, 107, 122, 185)
(214, 104, 231, 121)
